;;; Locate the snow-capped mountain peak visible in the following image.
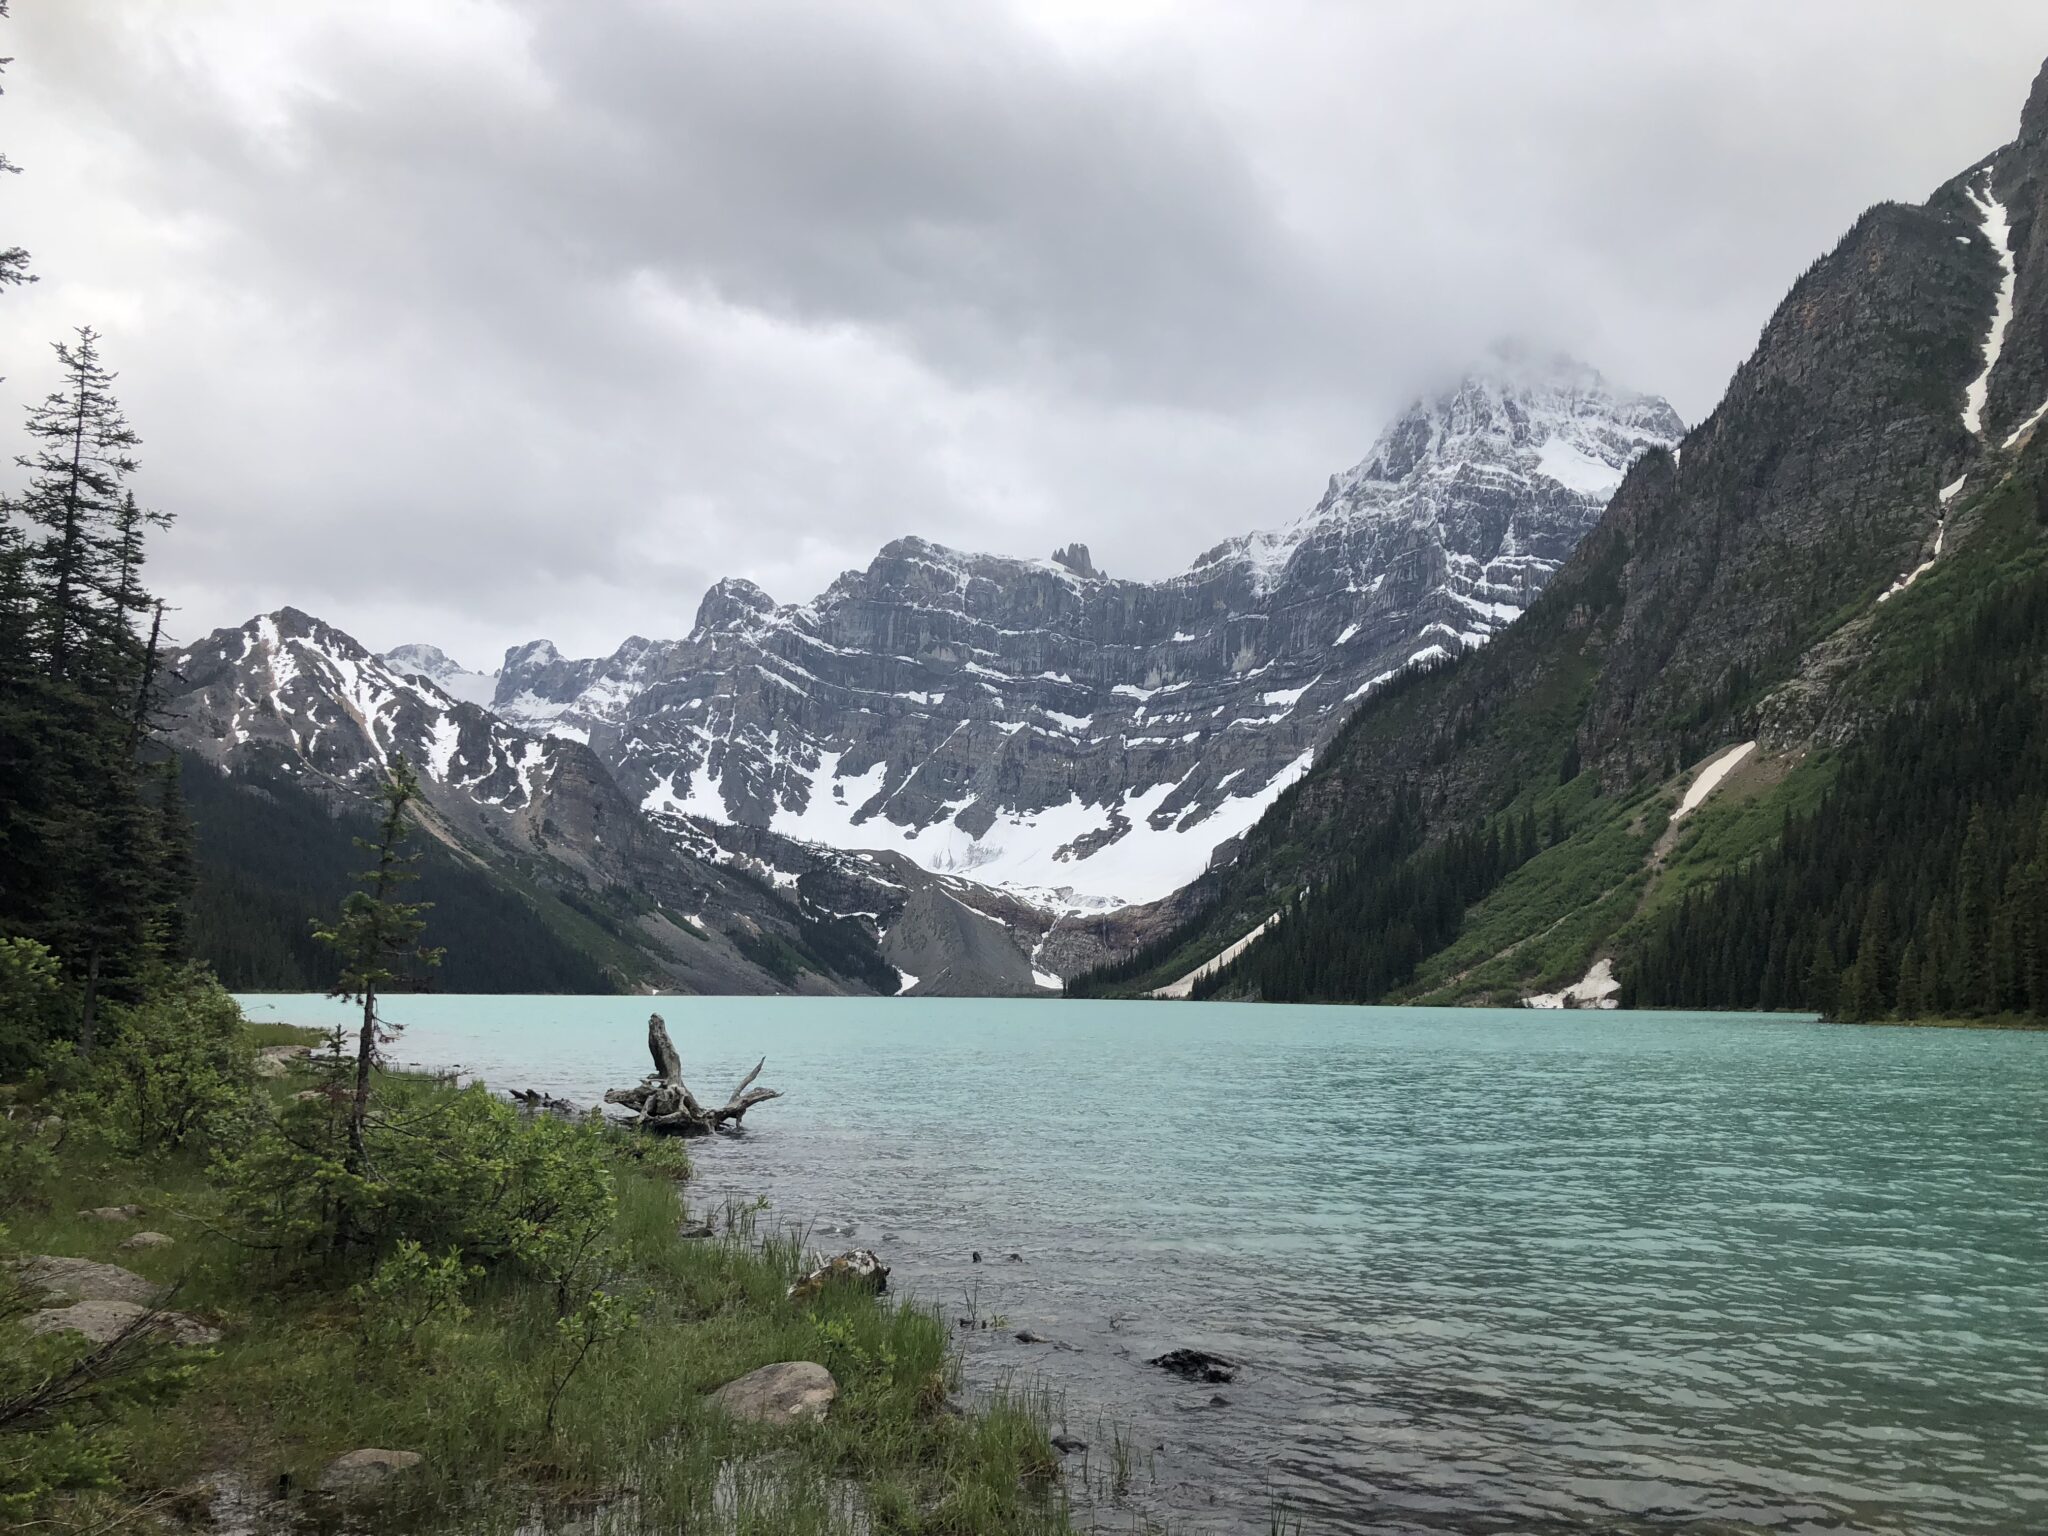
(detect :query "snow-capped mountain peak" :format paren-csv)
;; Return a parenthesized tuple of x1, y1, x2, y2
(473, 351, 1681, 910)
(381, 642, 499, 709)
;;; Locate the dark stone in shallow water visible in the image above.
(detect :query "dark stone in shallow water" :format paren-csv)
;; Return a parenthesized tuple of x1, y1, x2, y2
(1150, 1348, 1236, 1384)
(1051, 1434, 1088, 1455)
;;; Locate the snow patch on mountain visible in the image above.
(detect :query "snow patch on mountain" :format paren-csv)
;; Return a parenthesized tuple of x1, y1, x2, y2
(382, 643, 499, 710)
(1962, 173, 2017, 438)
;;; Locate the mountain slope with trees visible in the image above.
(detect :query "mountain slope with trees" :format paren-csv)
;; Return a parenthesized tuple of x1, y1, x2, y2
(1076, 56, 2048, 1023)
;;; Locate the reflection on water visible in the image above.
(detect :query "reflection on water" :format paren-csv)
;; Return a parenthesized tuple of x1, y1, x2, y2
(239, 994, 2048, 1535)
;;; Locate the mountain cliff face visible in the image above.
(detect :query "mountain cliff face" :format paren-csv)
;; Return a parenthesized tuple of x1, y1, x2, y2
(164, 610, 900, 997)
(1086, 56, 2048, 1011)
(161, 351, 1678, 993)
(492, 350, 1679, 911)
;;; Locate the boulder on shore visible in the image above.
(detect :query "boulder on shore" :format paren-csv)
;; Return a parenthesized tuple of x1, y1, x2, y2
(118, 1231, 175, 1252)
(318, 1448, 423, 1498)
(26, 1298, 219, 1347)
(79, 1204, 143, 1223)
(707, 1361, 837, 1425)
(14, 1254, 162, 1305)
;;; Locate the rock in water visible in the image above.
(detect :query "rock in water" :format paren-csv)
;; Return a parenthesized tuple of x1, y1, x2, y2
(787, 1249, 889, 1302)
(318, 1449, 424, 1498)
(707, 1361, 838, 1425)
(1150, 1348, 1237, 1384)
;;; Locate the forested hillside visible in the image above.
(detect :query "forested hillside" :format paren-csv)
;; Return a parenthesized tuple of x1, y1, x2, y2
(179, 755, 620, 994)
(1076, 57, 2048, 1024)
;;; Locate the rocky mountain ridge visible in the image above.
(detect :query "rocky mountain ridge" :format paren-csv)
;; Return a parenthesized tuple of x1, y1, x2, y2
(468, 348, 1680, 912)
(162, 350, 1681, 993)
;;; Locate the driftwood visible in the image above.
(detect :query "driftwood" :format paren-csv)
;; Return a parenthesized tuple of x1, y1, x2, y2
(602, 1014, 782, 1137)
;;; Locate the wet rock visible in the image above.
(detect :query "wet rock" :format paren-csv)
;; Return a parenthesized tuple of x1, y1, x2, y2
(79, 1204, 143, 1223)
(27, 1299, 219, 1347)
(14, 1254, 162, 1305)
(787, 1249, 888, 1302)
(1015, 1329, 1080, 1352)
(707, 1361, 837, 1425)
(1051, 1434, 1088, 1455)
(317, 1448, 423, 1498)
(118, 1231, 175, 1252)
(1149, 1348, 1237, 1384)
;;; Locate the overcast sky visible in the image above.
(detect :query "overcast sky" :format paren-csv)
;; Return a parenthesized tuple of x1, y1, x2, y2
(4, 2, 2043, 667)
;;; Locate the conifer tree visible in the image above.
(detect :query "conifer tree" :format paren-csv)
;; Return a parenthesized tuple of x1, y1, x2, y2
(312, 753, 443, 1175)
(14, 329, 139, 681)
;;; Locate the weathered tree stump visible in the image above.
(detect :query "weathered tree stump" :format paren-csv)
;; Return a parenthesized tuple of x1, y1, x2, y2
(602, 1014, 783, 1137)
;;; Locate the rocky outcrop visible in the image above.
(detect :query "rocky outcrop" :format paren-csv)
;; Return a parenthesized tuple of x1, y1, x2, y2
(498, 349, 1679, 912)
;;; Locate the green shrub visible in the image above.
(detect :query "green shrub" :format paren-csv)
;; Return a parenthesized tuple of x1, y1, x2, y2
(75, 969, 255, 1156)
(0, 1119, 55, 1213)
(349, 1239, 476, 1356)
(219, 1082, 619, 1290)
(0, 937, 66, 1081)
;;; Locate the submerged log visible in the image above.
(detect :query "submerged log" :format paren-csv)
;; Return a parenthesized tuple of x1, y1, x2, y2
(602, 1014, 783, 1137)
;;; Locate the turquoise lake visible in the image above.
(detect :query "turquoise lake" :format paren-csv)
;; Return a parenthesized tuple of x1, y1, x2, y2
(238, 995, 2048, 1535)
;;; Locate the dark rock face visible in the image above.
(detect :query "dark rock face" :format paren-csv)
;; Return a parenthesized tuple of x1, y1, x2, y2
(495, 350, 1679, 911)
(1993, 60, 2048, 447)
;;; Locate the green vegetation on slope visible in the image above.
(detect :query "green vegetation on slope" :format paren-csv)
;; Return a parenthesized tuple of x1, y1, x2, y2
(180, 753, 624, 994)
(1626, 465, 2048, 1021)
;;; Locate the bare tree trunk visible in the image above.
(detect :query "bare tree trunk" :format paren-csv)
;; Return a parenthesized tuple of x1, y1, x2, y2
(602, 1014, 782, 1136)
(347, 984, 376, 1173)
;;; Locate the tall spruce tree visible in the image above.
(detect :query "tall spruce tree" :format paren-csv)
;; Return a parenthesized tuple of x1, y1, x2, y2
(312, 753, 443, 1175)
(0, 328, 186, 1050)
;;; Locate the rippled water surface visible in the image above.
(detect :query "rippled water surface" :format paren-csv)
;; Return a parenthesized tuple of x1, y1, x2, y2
(240, 995, 2048, 1535)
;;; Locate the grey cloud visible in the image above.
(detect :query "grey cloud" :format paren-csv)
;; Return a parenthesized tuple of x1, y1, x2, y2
(1, 1, 2043, 664)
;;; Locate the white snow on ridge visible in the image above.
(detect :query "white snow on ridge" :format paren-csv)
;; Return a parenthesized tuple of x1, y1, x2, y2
(1671, 741, 1757, 823)
(1963, 173, 2017, 438)
(1523, 957, 1621, 1010)
(2006, 398, 2048, 450)
(1535, 437, 1626, 498)
(747, 747, 1317, 910)
(1150, 912, 1280, 999)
